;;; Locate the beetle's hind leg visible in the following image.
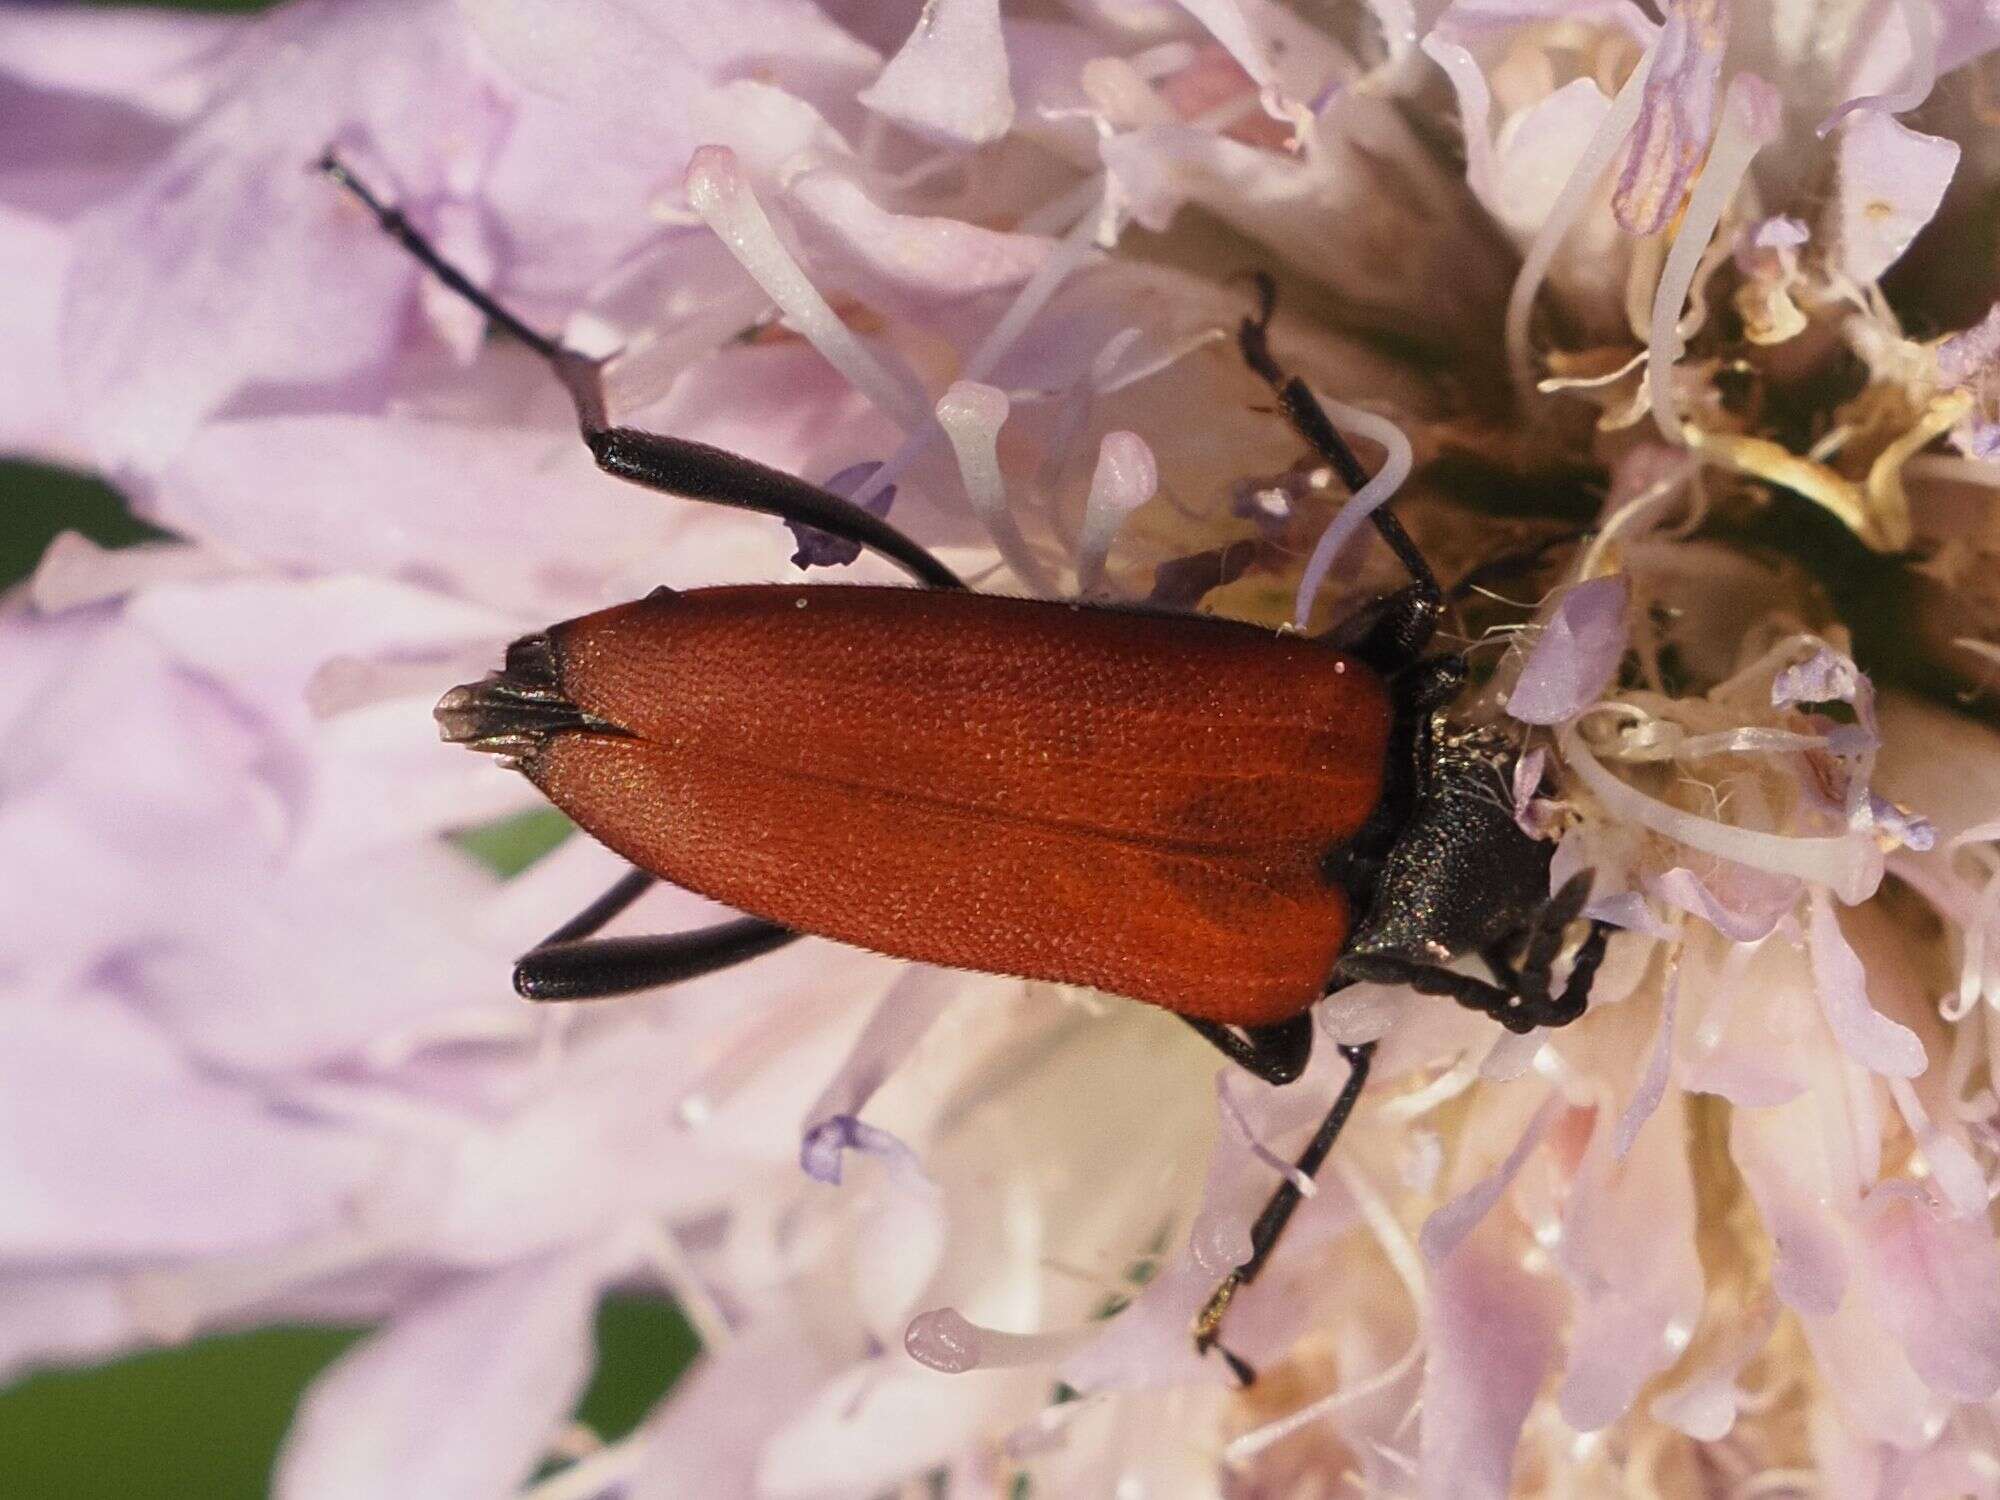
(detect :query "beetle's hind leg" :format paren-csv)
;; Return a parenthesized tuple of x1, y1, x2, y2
(317, 152, 960, 590)
(510, 866, 800, 1002)
(1181, 1014, 1314, 1086)
(1193, 1041, 1377, 1385)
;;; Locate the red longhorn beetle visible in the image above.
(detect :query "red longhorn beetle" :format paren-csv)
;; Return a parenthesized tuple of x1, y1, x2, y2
(323, 154, 1608, 1382)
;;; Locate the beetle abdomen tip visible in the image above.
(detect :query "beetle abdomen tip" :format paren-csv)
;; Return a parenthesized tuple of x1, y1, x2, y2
(436, 629, 626, 769)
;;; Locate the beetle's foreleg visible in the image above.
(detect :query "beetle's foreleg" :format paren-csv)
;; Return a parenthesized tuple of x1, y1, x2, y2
(1193, 1041, 1376, 1385)
(317, 152, 960, 590)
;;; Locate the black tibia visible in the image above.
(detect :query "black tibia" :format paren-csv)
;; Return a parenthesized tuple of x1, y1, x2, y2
(1182, 1014, 1314, 1086)
(317, 151, 960, 592)
(538, 868, 656, 946)
(1194, 1041, 1378, 1386)
(516, 919, 800, 1002)
(1237, 273, 1442, 634)
(509, 860, 805, 1003)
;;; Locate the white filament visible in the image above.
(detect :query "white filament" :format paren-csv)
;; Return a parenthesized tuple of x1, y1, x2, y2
(1075, 430, 1158, 594)
(1558, 718, 1882, 902)
(1290, 397, 1415, 630)
(1505, 47, 1657, 403)
(935, 381, 1058, 593)
(685, 145, 931, 433)
(903, 1306, 1095, 1374)
(1649, 76, 1781, 444)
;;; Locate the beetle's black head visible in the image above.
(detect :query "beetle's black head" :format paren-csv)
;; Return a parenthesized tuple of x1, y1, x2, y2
(435, 631, 623, 771)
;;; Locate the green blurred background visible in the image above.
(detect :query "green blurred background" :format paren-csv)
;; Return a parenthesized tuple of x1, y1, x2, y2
(1, 3, 699, 1486)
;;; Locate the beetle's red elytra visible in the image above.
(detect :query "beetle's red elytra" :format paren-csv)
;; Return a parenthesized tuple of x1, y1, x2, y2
(445, 584, 1393, 1028)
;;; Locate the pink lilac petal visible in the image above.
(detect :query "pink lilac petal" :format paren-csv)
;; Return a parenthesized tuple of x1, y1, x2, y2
(0, 207, 82, 464)
(1419, 1092, 1560, 1265)
(1821, 0, 1941, 128)
(758, 1360, 1046, 1498)
(27, 533, 247, 613)
(1505, 574, 1630, 725)
(459, 0, 878, 147)
(0, 7, 237, 111)
(1611, 0, 1728, 235)
(1935, 0, 2000, 75)
(624, 1322, 841, 1500)
(1613, 959, 1680, 1158)
(1798, 1275, 1950, 1450)
(143, 344, 836, 616)
(1729, 1097, 1851, 1317)
(1857, 1183, 2000, 1401)
(1807, 887, 1927, 1080)
(1648, 1295, 1778, 1440)
(62, 0, 504, 476)
(858, 0, 1015, 146)
(1417, 1224, 1565, 1500)
(784, 170, 1054, 328)
(1649, 864, 1799, 943)
(274, 1249, 608, 1500)
(0, 992, 378, 1260)
(847, 1152, 948, 1343)
(1833, 110, 1960, 286)
(0, 1272, 141, 1387)
(1558, 1089, 1704, 1429)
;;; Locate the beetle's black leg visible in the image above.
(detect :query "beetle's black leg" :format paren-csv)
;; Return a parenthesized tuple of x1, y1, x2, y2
(1194, 1041, 1377, 1384)
(318, 152, 962, 592)
(537, 868, 659, 946)
(505, 862, 801, 1001)
(1182, 1014, 1314, 1086)
(516, 919, 801, 1002)
(1237, 273, 1442, 629)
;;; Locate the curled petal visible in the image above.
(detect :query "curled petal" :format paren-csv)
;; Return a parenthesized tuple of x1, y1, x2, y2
(1506, 574, 1630, 725)
(1858, 1182, 2000, 1402)
(1807, 888, 1926, 1080)
(1832, 110, 1959, 285)
(859, 0, 1014, 146)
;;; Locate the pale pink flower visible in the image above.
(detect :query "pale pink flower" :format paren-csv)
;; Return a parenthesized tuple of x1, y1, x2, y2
(11, 1, 2000, 1497)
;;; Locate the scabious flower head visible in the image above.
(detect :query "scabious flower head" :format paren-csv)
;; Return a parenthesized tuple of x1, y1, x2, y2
(11, 1, 2000, 1496)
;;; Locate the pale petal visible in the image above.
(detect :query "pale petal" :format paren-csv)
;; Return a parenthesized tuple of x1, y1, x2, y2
(1418, 1225, 1564, 1500)
(1857, 1182, 2000, 1401)
(860, 0, 1014, 146)
(275, 1251, 606, 1500)
(1832, 111, 1959, 285)
(0, 994, 376, 1259)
